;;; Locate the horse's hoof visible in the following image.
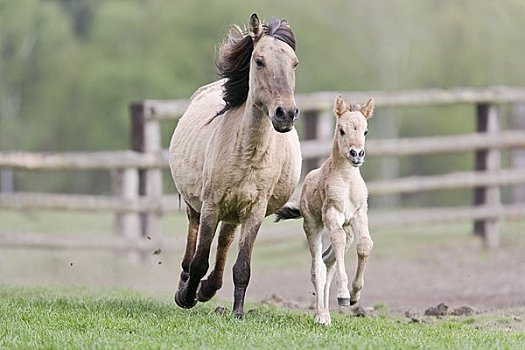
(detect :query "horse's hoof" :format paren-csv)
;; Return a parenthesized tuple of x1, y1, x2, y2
(197, 281, 216, 303)
(178, 272, 189, 289)
(234, 311, 243, 320)
(314, 313, 331, 326)
(174, 289, 197, 309)
(350, 299, 358, 306)
(338, 297, 351, 307)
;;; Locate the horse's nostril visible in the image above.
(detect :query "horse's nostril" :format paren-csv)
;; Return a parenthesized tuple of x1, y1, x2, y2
(359, 150, 365, 157)
(350, 149, 357, 157)
(275, 106, 286, 119)
(292, 107, 299, 120)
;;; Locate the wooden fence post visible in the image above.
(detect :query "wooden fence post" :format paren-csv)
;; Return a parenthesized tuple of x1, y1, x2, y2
(114, 167, 141, 262)
(511, 103, 525, 203)
(302, 109, 320, 175)
(473, 103, 501, 247)
(130, 102, 163, 243)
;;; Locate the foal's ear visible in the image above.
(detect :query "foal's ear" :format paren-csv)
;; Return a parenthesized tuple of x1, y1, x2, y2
(334, 94, 347, 118)
(360, 98, 375, 118)
(249, 13, 263, 40)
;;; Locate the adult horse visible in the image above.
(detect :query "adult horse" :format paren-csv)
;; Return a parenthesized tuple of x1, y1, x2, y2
(168, 14, 301, 318)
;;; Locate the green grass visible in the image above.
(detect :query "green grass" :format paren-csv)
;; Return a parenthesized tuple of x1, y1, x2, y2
(1, 287, 524, 350)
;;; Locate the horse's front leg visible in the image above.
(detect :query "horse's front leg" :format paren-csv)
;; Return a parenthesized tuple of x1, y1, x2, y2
(350, 210, 373, 305)
(231, 207, 266, 319)
(179, 204, 200, 289)
(323, 207, 351, 306)
(197, 222, 238, 302)
(175, 203, 219, 309)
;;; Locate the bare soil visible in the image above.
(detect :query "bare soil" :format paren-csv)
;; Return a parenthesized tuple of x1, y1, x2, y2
(220, 221, 525, 315)
(1, 219, 524, 316)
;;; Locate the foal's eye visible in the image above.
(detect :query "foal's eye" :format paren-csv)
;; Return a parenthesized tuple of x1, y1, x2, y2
(364, 130, 368, 136)
(255, 58, 265, 69)
(339, 129, 345, 136)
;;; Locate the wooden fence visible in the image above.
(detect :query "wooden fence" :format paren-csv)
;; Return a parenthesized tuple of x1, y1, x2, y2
(1, 86, 525, 253)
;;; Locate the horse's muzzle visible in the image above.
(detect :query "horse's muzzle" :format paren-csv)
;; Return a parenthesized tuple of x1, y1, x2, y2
(349, 148, 365, 167)
(272, 105, 299, 133)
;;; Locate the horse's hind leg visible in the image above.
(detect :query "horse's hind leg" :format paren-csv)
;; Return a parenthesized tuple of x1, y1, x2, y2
(306, 222, 330, 326)
(175, 203, 219, 309)
(350, 213, 373, 305)
(179, 204, 200, 289)
(197, 223, 238, 302)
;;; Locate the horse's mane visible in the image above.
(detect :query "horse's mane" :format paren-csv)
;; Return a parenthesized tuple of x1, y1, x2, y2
(215, 18, 296, 117)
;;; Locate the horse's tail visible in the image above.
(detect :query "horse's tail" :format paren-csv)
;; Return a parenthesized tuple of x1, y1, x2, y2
(274, 202, 302, 222)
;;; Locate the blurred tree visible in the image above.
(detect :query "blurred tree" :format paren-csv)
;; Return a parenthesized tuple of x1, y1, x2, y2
(1, 0, 525, 199)
(59, 0, 95, 39)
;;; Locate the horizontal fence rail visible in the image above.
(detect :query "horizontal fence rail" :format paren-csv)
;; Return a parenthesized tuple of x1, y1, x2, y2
(139, 86, 525, 121)
(1, 86, 525, 254)
(3, 130, 525, 169)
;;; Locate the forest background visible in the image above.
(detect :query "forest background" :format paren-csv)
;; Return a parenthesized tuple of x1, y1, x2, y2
(1, 0, 524, 207)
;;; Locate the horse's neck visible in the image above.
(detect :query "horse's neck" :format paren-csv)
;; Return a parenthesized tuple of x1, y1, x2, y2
(237, 99, 274, 165)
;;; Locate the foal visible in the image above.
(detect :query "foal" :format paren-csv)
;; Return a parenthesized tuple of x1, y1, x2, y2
(276, 95, 374, 326)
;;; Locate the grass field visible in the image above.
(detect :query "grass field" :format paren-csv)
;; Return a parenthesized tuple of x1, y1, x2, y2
(1, 286, 524, 350)
(1, 212, 525, 348)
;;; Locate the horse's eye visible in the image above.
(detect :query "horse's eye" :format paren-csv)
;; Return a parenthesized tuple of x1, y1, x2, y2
(255, 58, 265, 69)
(364, 130, 368, 136)
(339, 129, 345, 136)
(293, 61, 299, 70)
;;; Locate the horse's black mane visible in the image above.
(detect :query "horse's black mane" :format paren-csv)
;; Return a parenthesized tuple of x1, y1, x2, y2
(215, 18, 296, 117)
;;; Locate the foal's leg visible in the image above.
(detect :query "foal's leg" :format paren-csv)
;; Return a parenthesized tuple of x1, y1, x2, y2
(350, 212, 373, 305)
(179, 204, 200, 289)
(323, 207, 351, 306)
(322, 224, 354, 309)
(231, 207, 266, 319)
(175, 203, 219, 309)
(305, 221, 330, 326)
(321, 243, 334, 312)
(197, 222, 238, 302)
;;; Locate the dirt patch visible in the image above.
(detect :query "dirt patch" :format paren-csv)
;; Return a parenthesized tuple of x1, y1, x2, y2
(2, 220, 524, 317)
(239, 228, 525, 315)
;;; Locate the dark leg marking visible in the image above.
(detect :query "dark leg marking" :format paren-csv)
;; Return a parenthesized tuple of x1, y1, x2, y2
(198, 223, 238, 302)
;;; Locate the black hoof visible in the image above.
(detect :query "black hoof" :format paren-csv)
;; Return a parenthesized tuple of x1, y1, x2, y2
(178, 271, 189, 289)
(350, 299, 358, 306)
(174, 289, 197, 309)
(197, 280, 216, 303)
(338, 297, 351, 307)
(234, 312, 243, 320)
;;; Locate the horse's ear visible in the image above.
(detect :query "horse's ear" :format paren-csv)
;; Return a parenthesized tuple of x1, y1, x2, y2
(249, 13, 263, 40)
(360, 98, 375, 118)
(334, 94, 347, 118)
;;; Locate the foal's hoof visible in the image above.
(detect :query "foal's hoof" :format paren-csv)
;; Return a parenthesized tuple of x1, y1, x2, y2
(350, 299, 358, 306)
(197, 280, 216, 303)
(314, 312, 331, 326)
(338, 297, 351, 307)
(174, 289, 197, 309)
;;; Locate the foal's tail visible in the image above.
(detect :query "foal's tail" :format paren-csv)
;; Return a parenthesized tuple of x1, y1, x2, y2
(274, 202, 302, 222)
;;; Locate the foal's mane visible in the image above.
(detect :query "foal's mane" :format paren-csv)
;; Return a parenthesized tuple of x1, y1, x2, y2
(215, 18, 296, 117)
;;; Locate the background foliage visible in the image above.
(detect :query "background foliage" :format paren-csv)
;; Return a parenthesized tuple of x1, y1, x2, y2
(1, 0, 524, 198)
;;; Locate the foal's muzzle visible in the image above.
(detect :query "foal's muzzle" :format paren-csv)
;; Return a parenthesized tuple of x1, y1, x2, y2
(271, 105, 299, 133)
(349, 148, 365, 167)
